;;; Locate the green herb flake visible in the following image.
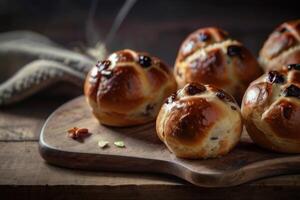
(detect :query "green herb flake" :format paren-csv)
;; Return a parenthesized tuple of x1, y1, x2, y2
(98, 140, 109, 148)
(114, 141, 125, 148)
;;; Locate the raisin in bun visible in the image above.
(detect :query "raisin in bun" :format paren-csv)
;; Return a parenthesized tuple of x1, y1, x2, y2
(84, 49, 177, 127)
(241, 64, 300, 153)
(259, 19, 300, 71)
(156, 83, 242, 159)
(174, 27, 262, 103)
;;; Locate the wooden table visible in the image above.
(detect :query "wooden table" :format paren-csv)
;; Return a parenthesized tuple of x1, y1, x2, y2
(1, 96, 300, 200)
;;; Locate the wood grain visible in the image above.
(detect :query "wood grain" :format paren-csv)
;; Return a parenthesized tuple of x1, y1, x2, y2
(3, 141, 300, 200)
(0, 95, 74, 141)
(39, 96, 300, 187)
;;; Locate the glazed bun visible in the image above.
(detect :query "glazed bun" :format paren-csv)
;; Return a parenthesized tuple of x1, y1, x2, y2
(174, 27, 262, 103)
(259, 19, 300, 71)
(84, 49, 177, 127)
(156, 83, 242, 159)
(241, 64, 300, 153)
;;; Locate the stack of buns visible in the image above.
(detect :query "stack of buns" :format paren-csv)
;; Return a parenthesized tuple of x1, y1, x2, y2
(84, 19, 300, 159)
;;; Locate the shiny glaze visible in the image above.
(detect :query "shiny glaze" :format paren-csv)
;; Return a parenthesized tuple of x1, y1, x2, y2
(164, 98, 220, 145)
(265, 100, 300, 140)
(156, 83, 242, 158)
(244, 119, 277, 151)
(174, 27, 262, 103)
(146, 67, 168, 92)
(156, 83, 243, 159)
(85, 67, 100, 101)
(188, 49, 229, 87)
(259, 19, 300, 71)
(97, 66, 144, 112)
(241, 67, 300, 153)
(113, 50, 135, 62)
(177, 27, 228, 62)
(242, 82, 271, 107)
(260, 19, 300, 60)
(231, 46, 262, 82)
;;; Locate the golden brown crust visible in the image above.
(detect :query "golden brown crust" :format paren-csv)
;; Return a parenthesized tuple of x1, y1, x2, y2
(98, 66, 145, 112)
(174, 27, 262, 103)
(84, 49, 177, 127)
(185, 48, 229, 86)
(164, 98, 220, 146)
(176, 27, 229, 62)
(241, 65, 300, 153)
(156, 83, 242, 159)
(259, 19, 300, 71)
(264, 100, 300, 140)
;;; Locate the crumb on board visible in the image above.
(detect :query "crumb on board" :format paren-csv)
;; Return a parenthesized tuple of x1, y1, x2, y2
(98, 140, 109, 148)
(114, 141, 125, 148)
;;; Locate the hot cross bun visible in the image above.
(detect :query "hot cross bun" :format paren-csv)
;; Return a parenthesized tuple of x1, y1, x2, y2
(156, 83, 242, 159)
(174, 27, 262, 103)
(241, 64, 300, 153)
(259, 19, 300, 71)
(84, 49, 177, 126)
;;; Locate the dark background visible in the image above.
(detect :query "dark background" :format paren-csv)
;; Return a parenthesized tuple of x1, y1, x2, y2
(0, 0, 299, 66)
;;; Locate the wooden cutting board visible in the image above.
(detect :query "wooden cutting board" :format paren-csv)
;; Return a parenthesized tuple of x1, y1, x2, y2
(39, 96, 300, 187)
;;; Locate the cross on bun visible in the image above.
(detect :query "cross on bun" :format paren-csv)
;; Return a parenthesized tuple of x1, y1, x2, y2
(174, 27, 262, 103)
(84, 49, 177, 127)
(156, 83, 242, 159)
(259, 19, 300, 71)
(241, 64, 300, 153)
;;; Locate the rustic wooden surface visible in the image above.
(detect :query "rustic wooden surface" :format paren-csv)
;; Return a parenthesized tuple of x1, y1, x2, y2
(1, 142, 300, 199)
(39, 96, 300, 187)
(0, 95, 73, 141)
(0, 96, 300, 199)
